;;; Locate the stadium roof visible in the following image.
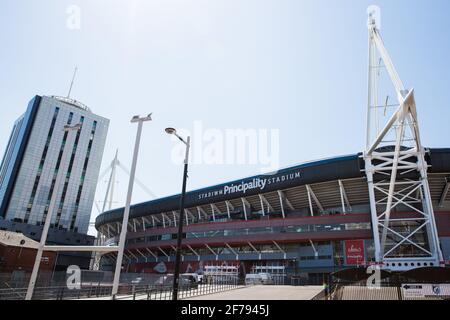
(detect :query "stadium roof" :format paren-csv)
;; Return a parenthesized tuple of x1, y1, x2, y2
(95, 148, 450, 229)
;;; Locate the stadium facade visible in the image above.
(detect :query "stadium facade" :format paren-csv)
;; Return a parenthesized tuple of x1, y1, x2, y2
(95, 149, 450, 284)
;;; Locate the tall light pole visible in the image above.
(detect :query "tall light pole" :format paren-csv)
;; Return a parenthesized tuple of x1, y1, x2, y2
(111, 114, 152, 299)
(165, 127, 190, 301)
(26, 123, 82, 300)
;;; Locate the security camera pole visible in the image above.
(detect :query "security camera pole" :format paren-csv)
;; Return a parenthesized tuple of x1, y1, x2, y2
(26, 123, 82, 300)
(165, 127, 190, 301)
(111, 114, 152, 299)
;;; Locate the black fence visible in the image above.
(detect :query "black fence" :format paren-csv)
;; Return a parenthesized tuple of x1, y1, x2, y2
(316, 267, 450, 300)
(114, 279, 242, 300)
(0, 271, 243, 300)
(0, 284, 113, 300)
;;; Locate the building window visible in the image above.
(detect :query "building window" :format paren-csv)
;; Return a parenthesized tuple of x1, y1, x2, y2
(24, 107, 59, 223)
(68, 120, 97, 231)
(55, 116, 84, 228)
(40, 112, 73, 225)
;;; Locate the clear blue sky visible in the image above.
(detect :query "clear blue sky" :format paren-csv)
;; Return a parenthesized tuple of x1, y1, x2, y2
(1, 0, 449, 234)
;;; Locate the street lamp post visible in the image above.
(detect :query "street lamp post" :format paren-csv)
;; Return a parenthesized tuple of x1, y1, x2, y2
(165, 127, 190, 301)
(25, 123, 82, 300)
(111, 114, 152, 299)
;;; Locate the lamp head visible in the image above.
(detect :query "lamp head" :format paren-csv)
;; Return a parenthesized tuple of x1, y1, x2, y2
(131, 113, 152, 123)
(131, 115, 140, 123)
(165, 127, 177, 135)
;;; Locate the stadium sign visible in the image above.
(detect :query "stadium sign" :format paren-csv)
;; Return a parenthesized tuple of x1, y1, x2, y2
(224, 178, 267, 195)
(197, 169, 303, 200)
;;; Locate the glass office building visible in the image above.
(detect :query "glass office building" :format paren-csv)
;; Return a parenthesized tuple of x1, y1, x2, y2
(0, 95, 109, 235)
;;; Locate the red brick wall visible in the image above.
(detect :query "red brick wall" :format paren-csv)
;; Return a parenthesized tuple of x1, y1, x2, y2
(0, 244, 56, 273)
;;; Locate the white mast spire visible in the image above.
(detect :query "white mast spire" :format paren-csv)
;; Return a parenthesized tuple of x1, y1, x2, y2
(364, 6, 443, 271)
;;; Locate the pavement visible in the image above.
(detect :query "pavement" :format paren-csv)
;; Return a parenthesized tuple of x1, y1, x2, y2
(186, 285, 323, 300)
(79, 285, 324, 300)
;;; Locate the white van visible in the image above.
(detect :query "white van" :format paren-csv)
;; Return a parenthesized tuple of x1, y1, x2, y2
(245, 273, 274, 285)
(258, 273, 274, 284)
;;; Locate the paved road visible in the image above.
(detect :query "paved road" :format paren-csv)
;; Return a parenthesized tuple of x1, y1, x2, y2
(79, 285, 323, 300)
(186, 285, 323, 300)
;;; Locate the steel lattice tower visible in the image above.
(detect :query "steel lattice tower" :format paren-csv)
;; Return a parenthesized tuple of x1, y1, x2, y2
(364, 6, 443, 271)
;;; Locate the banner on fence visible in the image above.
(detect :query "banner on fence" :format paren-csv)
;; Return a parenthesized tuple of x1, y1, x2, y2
(402, 283, 450, 298)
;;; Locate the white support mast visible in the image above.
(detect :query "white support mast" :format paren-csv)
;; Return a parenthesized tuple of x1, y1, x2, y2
(91, 150, 157, 270)
(91, 150, 119, 270)
(364, 6, 443, 271)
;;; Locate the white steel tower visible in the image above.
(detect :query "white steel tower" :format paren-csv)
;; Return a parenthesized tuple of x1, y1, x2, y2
(90, 150, 156, 270)
(364, 6, 443, 271)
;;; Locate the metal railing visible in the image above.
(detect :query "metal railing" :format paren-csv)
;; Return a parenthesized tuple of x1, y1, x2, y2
(316, 267, 450, 300)
(116, 280, 244, 300)
(0, 284, 113, 300)
(0, 272, 244, 300)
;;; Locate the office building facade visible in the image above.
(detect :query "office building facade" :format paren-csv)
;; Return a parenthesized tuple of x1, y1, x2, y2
(0, 95, 109, 235)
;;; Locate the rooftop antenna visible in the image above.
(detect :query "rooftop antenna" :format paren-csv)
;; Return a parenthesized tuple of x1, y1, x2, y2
(67, 66, 78, 98)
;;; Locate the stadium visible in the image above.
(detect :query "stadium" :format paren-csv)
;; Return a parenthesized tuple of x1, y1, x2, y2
(93, 8, 450, 288)
(94, 148, 450, 285)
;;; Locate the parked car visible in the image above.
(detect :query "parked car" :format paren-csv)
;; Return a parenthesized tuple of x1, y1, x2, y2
(131, 277, 143, 285)
(245, 273, 274, 285)
(181, 273, 202, 284)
